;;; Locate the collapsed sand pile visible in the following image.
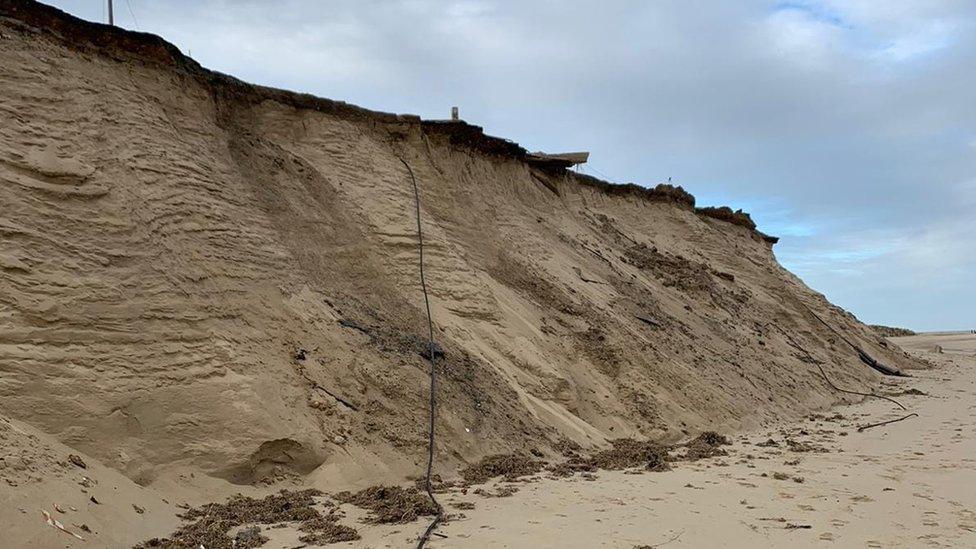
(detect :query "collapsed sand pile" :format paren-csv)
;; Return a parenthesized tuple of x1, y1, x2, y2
(0, 0, 924, 507)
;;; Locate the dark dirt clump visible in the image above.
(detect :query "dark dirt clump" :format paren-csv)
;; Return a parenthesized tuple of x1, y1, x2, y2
(134, 489, 358, 549)
(683, 431, 731, 461)
(695, 206, 756, 230)
(886, 387, 927, 397)
(336, 485, 439, 524)
(460, 453, 545, 485)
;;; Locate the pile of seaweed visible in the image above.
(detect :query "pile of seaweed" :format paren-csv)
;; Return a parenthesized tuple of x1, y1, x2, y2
(335, 485, 440, 524)
(135, 489, 358, 549)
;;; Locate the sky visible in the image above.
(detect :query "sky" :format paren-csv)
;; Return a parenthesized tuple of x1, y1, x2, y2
(46, 1, 975, 331)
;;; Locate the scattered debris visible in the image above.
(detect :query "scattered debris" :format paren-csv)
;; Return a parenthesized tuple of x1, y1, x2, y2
(549, 438, 671, 476)
(473, 485, 519, 498)
(136, 489, 358, 548)
(336, 485, 438, 524)
(67, 454, 87, 469)
(808, 413, 845, 422)
(460, 453, 544, 484)
(41, 509, 84, 541)
(233, 526, 267, 549)
(785, 439, 828, 453)
(591, 439, 671, 471)
(133, 504, 146, 514)
(682, 431, 731, 461)
(886, 388, 927, 397)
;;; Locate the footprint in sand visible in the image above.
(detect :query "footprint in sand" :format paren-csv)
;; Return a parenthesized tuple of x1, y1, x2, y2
(819, 532, 835, 541)
(866, 541, 883, 548)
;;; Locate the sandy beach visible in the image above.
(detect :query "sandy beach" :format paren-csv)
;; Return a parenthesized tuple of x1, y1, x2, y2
(327, 332, 975, 548)
(1, 5, 973, 548)
(5, 333, 972, 547)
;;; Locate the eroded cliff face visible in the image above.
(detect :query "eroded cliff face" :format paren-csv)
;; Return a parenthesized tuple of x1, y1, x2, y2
(0, 1, 922, 488)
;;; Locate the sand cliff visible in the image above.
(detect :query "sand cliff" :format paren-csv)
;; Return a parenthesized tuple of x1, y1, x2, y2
(0, 0, 923, 501)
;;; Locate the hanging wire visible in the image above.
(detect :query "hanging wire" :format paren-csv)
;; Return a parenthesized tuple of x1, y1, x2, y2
(397, 157, 444, 548)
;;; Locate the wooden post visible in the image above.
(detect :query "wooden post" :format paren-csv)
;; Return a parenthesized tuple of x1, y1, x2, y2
(451, 106, 459, 121)
(108, 0, 114, 26)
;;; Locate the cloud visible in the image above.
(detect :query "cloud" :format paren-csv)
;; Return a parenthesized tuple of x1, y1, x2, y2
(43, 0, 976, 330)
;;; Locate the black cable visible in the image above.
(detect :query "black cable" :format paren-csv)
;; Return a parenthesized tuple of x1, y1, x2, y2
(817, 365, 907, 411)
(857, 413, 918, 432)
(398, 157, 444, 548)
(802, 304, 906, 376)
(805, 307, 860, 352)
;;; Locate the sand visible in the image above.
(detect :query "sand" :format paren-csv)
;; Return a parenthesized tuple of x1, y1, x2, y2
(337, 332, 976, 548)
(0, 3, 957, 547)
(0, 0, 921, 485)
(4, 333, 968, 547)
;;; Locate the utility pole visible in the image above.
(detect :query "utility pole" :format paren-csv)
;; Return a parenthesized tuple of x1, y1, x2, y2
(107, 0, 114, 26)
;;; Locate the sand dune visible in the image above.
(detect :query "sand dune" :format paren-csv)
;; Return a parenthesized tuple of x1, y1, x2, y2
(0, 2, 945, 547)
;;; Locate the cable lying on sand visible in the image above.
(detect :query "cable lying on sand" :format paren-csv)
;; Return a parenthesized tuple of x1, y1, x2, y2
(815, 365, 920, 432)
(816, 366, 907, 411)
(857, 413, 919, 432)
(397, 157, 444, 549)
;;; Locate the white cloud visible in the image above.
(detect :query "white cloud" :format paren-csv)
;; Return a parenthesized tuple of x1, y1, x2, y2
(762, 6, 845, 69)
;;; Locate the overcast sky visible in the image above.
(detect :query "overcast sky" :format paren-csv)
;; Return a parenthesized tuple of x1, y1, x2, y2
(47, 1, 975, 331)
